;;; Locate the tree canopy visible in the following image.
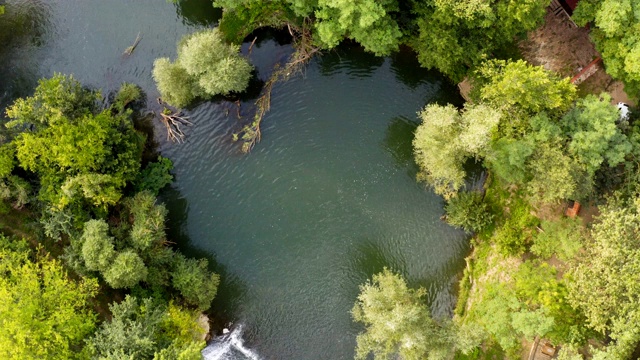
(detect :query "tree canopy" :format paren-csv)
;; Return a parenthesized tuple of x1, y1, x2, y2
(153, 28, 253, 108)
(413, 103, 501, 198)
(352, 268, 480, 360)
(573, 0, 640, 97)
(411, 0, 548, 81)
(0, 238, 98, 360)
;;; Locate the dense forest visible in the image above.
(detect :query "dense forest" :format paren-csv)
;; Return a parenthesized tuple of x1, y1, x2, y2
(1, 0, 640, 359)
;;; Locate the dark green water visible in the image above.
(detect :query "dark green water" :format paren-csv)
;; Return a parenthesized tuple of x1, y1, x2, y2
(1, 1, 469, 359)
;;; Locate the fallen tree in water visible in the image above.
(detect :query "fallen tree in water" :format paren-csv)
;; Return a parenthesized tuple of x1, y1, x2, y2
(159, 106, 192, 144)
(233, 19, 320, 153)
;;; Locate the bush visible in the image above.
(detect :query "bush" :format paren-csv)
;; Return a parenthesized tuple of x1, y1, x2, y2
(531, 218, 583, 261)
(445, 191, 494, 233)
(493, 199, 538, 256)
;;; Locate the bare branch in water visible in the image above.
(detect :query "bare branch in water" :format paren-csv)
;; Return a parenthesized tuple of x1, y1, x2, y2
(158, 102, 192, 143)
(234, 18, 320, 153)
(123, 32, 142, 56)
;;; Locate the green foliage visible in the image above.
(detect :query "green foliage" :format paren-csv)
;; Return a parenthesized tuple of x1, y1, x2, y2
(352, 268, 478, 360)
(218, 0, 299, 44)
(14, 104, 142, 208)
(153, 28, 253, 108)
(526, 142, 582, 204)
(128, 191, 168, 251)
(573, 0, 640, 97)
(474, 60, 577, 119)
(412, 1, 547, 81)
(413, 104, 501, 198)
(153, 58, 201, 109)
(88, 296, 205, 360)
(5, 74, 99, 130)
(135, 156, 174, 196)
(113, 82, 142, 113)
(531, 218, 584, 261)
(486, 138, 533, 185)
(104, 250, 148, 289)
(445, 191, 494, 233)
(492, 198, 538, 256)
(172, 254, 220, 310)
(567, 198, 640, 359)
(315, 0, 401, 56)
(561, 94, 632, 175)
(0, 238, 98, 359)
(81, 219, 116, 271)
(0, 144, 16, 178)
(514, 262, 590, 346)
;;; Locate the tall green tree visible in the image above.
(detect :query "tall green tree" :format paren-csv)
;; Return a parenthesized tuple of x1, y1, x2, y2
(6, 75, 143, 211)
(0, 238, 98, 360)
(86, 296, 205, 360)
(560, 94, 632, 176)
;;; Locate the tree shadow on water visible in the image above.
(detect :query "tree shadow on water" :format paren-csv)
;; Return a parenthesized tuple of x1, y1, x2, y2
(160, 185, 249, 327)
(174, 0, 222, 27)
(382, 116, 420, 178)
(317, 42, 385, 79)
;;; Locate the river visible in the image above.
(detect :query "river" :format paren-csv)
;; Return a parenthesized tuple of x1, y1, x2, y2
(0, 1, 469, 359)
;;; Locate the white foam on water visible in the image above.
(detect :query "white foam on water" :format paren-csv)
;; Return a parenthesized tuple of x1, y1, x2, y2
(202, 325, 261, 360)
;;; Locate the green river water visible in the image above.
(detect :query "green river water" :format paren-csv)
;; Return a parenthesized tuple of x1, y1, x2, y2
(1, 1, 470, 359)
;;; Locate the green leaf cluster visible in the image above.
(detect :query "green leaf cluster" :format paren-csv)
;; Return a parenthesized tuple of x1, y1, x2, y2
(153, 28, 253, 108)
(412, 1, 548, 81)
(567, 198, 640, 359)
(413, 104, 501, 198)
(444, 191, 494, 233)
(0, 237, 98, 359)
(573, 0, 640, 97)
(87, 296, 205, 360)
(352, 268, 482, 360)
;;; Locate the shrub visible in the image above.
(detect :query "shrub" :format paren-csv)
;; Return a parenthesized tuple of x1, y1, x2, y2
(445, 191, 494, 233)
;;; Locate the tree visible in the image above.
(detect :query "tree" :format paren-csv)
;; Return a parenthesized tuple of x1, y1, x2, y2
(7, 76, 143, 210)
(153, 28, 253, 108)
(412, 1, 548, 81)
(0, 238, 98, 360)
(171, 254, 220, 310)
(134, 156, 174, 196)
(413, 104, 501, 198)
(104, 250, 148, 289)
(352, 268, 479, 360)
(473, 59, 576, 123)
(5, 73, 99, 130)
(567, 197, 640, 359)
(81, 219, 116, 271)
(87, 296, 205, 360)
(573, 0, 640, 97)
(526, 142, 581, 204)
(314, 0, 401, 56)
(561, 94, 632, 176)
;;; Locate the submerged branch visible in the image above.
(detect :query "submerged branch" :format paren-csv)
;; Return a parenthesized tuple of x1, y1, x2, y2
(234, 18, 320, 153)
(123, 32, 142, 56)
(158, 103, 192, 143)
